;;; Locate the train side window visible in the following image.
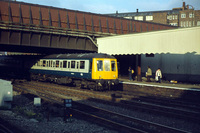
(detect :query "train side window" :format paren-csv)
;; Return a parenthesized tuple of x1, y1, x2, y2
(40, 60, 43, 67)
(71, 61, 75, 68)
(97, 60, 103, 71)
(53, 61, 56, 68)
(60, 61, 63, 68)
(111, 61, 116, 71)
(37, 61, 40, 66)
(104, 60, 110, 71)
(77, 61, 79, 69)
(80, 61, 85, 69)
(63, 61, 67, 68)
(56, 61, 59, 68)
(43, 60, 46, 67)
(50, 60, 52, 67)
(68, 61, 70, 69)
(46, 60, 49, 67)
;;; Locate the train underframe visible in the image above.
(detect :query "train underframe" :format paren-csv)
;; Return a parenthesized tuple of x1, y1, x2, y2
(30, 73, 119, 91)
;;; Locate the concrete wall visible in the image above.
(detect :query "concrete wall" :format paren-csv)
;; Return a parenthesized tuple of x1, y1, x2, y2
(141, 53, 200, 83)
(0, 79, 13, 108)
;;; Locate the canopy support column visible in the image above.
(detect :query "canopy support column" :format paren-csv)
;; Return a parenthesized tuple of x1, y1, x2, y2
(136, 54, 142, 81)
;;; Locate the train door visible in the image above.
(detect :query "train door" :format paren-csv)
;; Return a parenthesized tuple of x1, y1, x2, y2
(110, 60, 118, 79)
(92, 59, 105, 79)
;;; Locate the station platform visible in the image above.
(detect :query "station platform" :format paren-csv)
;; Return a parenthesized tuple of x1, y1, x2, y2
(119, 78, 200, 92)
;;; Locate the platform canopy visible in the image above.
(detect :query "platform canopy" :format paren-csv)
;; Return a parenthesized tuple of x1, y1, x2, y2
(97, 27, 200, 55)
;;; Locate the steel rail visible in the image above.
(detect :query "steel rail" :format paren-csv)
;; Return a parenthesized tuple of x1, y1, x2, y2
(120, 100, 200, 122)
(13, 81, 190, 133)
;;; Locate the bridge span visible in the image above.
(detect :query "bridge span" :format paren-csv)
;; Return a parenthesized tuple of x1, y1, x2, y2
(0, 0, 176, 53)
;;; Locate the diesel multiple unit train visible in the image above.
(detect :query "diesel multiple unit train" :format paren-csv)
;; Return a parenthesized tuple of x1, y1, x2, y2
(0, 53, 119, 90)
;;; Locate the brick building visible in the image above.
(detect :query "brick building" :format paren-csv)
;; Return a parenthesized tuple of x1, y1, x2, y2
(107, 2, 200, 27)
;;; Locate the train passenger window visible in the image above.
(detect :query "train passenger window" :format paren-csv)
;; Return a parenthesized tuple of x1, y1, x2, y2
(80, 61, 85, 69)
(53, 61, 56, 68)
(111, 61, 116, 71)
(63, 61, 67, 68)
(77, 61, 79, 69)
(68, 62, 70, 69)
(46, 60, 49, 67)
(71, 61, 75, 68)
(97, 60, 103, 71)
(37, 61, 40, 66)
(40, 61, 42, 66)
(60, 61, 63, 68)
(56, 61, 59, 68)
(104, 60, 110, 71)
(50, 61, 52, 67)
(43, 60, 46, 67)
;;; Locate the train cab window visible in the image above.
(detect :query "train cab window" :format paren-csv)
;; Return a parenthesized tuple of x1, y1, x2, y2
(71, 61, 75, 68)
(56, 61, 59, 68)
(63, 61, 67, 68)
(80, 61, 85, 69)
(104, 60, 110, 71)
(111, 61, 116, 71)
(97, 60, 103, 71)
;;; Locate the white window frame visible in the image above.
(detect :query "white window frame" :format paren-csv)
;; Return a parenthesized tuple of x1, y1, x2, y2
(189, 13, 194, 18)
(181, 14, 186, 18)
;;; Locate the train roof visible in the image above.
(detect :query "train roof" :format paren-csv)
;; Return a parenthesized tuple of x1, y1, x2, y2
(42, 53, 116, 59)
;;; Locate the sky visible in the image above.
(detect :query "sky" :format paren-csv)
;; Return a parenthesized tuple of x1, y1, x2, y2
(18, 0, 200, 14)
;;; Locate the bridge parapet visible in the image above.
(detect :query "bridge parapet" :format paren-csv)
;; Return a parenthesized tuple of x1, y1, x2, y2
(0, 0, 176, 53)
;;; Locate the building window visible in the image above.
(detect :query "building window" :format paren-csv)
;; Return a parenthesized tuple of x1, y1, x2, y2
(180, 21, 183, 27)
(124, 16, 132, 19)
(146, 16, 153, 21)
(167, 15, 172, 20)
(175, 15, 178, 19)
(197, 21, 200, 26)
(170, 23, 178, 26)
(189, 21, 192, 27)
(134, 16, 143, 21)
(181, 13, 186, 18)
(189, 13, 194, 18)
(186, 21, 188, 27)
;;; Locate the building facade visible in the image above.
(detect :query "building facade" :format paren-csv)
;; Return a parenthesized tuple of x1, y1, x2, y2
(107, 2, 200, 27)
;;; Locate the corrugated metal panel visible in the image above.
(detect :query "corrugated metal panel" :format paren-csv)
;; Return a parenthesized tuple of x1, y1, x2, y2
(98, 27, 200, 55)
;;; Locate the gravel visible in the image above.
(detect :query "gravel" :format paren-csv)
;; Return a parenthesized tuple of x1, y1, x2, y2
(0, 92, 118, 133)
(1, 90, 199, 133)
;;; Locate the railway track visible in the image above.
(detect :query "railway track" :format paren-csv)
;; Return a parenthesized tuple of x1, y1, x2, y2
(12, 80, 197, 133)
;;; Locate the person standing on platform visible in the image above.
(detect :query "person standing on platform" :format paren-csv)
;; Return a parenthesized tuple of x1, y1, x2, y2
(146, 66, 152, 82)
(131, 68, 135, 80)
(128, 67, 133, 81)
(155, 68, 162, 83)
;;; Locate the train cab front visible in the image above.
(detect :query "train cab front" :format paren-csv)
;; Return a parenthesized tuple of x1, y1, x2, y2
(92, 58, 119, 90)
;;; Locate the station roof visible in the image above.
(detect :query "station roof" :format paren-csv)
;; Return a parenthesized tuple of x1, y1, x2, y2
(97, 27, 200, 55)
(43, 53, 115, 59)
